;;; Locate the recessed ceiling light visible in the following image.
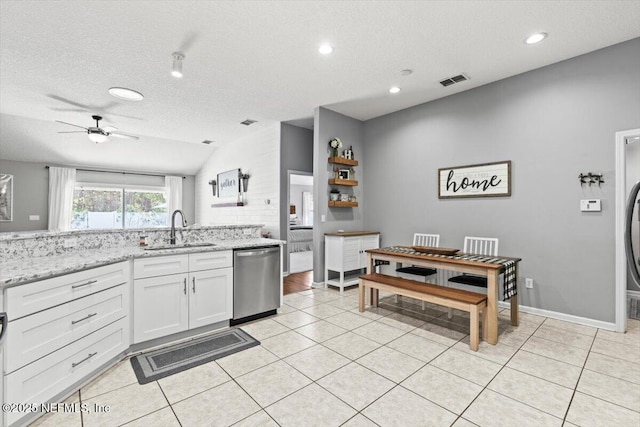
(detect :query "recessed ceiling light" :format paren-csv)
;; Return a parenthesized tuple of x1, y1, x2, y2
(318, 43, 333, 55)
(389, 86, 401, 94)
(108, 87, 144, 101)
(400, 69, 413, 76)
(525, 32, 548, 45)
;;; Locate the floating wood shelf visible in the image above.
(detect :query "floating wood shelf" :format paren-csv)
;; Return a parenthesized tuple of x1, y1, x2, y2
(329, 178, 358, 186)
(328, 157, 359, 166)
(328, 201, 359, 208)
(211, 202, 245, 208)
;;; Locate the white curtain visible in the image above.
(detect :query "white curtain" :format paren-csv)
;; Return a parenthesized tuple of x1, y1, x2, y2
(48, 167, 76, 231)
(165, 175, 183, 225)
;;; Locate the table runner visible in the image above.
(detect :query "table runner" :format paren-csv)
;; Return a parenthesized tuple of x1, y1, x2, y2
(378, 246, 518, 300)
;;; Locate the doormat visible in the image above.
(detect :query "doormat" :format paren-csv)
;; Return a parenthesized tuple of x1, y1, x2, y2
(130, 329, 260, 384)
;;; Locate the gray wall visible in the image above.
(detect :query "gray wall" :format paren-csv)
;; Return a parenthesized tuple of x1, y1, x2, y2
(362, 39, 640, 323)
(313, 107, 365, 283)
(0, 159, 196, 232)
(0, 159, 48, 232)
(280, 123, 314, 272)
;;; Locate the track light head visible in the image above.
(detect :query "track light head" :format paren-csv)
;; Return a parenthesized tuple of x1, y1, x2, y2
(172, 52, 185, 78)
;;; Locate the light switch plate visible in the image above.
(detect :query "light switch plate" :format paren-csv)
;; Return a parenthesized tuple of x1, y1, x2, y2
(29, 215, 40, 221)
(580, 199, 601, 212)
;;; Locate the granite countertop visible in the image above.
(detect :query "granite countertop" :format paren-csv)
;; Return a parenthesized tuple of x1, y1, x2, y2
(1, 238, 283, 289)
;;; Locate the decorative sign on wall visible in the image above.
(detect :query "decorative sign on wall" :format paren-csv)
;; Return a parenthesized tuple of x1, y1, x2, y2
(217, 168, 240, 198)
(438, 161, 511, 199)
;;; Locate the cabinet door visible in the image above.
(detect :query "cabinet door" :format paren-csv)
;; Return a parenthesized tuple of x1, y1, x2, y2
(342, 237, 361, 271)
(133, 273, 189, 343)
(188, 267, 233, 329)
(359, 235, 380, 268)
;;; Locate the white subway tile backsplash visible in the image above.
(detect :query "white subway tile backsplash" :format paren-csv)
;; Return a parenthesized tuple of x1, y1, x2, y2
(195, 124, 281, 236)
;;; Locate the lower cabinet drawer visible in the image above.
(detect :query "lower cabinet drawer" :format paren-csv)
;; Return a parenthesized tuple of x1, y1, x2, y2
(5, 317, 130, 426)
(189, 251, 233, 272)
(7, 262, 130, 320)
(6, 285, 129, 373)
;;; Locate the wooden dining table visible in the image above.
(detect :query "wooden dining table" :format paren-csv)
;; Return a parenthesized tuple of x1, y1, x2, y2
(365, 247, 521, 345)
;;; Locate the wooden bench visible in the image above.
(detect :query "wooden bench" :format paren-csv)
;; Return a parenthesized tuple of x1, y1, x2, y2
(359, 273, 487, 351)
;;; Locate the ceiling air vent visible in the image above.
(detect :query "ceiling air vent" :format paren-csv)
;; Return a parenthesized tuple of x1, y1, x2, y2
(439, 74, 469, 87)
(201, 140, 214, 145)
(240, 119, 258, 126)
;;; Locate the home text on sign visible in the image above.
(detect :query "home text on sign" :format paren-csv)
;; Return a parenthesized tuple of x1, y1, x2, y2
(438, 161, 511, 199)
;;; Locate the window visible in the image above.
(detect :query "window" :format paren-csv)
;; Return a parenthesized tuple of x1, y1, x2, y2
(71, 183, 167, 230)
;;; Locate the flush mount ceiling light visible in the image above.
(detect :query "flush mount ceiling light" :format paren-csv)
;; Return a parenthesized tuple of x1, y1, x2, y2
(318, 43, 333, 55)
(171, 52, 185, 78)
(108, 87, 144, 101)
(525, 32, 548, 45)
(389, 86, 401, 94)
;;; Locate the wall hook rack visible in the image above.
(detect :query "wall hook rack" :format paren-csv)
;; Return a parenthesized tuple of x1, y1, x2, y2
(579, 172, 604, 187)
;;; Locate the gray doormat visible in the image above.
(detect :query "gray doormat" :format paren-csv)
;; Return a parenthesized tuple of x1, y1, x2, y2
(131, 329, 259, 384)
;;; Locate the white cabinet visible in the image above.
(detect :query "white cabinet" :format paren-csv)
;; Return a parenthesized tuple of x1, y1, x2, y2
(4, 262, 130, 427)
(133, 272, 190, 343)
(325, 232, 380, 293)
(189, 268, 233, 328)
(133, 251, 233, 344)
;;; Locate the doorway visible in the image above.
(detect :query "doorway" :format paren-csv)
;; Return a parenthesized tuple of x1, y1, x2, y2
(615, 128, 640, 332)
(287, 171, 314, 274)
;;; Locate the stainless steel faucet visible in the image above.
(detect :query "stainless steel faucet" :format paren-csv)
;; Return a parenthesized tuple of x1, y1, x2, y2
(170, 209, 187, 244)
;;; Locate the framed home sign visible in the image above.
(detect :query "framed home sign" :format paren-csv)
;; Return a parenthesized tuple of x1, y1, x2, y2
(217, 168, 240, 198)
(438, 161, 511, 199)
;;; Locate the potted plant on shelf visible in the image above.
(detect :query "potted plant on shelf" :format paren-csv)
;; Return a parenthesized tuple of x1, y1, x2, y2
(330, 188, 340, 201)
(329, 138, 342, 158)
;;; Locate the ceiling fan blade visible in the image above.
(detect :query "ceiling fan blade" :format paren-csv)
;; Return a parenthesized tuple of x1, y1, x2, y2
(58, 131, 87, 134)
(102, 126, 118, 132)
(55, 120, 88, 130)
(109, 132, 139, 140)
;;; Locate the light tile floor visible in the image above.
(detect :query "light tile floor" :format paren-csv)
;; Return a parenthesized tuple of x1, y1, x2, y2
(30, 287, 640, 427)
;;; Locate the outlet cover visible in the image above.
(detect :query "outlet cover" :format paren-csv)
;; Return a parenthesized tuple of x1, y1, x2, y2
(525, 278, 533, 289)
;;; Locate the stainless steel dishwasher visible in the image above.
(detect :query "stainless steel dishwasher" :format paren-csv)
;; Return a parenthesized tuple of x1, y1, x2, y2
(232, 245, 281, 325)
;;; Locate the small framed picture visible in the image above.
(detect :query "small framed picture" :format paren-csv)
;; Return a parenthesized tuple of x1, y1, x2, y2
(338, 169, 350, 180)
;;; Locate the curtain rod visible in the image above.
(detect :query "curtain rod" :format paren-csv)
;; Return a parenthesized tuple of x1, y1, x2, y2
(45, 166, 186, 179)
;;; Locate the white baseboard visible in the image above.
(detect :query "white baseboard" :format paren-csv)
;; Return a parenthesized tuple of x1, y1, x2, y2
(312, 281, 326, 288)
(283, 270, 289, 277)
(498, 301, 616, 331)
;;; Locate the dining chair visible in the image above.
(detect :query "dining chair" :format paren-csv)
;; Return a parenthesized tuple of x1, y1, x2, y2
(396, 233, 440, 308)
(396, 233, 440, 280)
(448, 236, 499, 288)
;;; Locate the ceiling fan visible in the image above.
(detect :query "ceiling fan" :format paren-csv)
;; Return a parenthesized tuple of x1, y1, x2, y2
(56, 115, 139, 143)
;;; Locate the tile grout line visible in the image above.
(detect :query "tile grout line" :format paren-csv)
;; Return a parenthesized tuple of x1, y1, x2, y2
(453, 315, 548, 424)
(560, 327, 598, 424)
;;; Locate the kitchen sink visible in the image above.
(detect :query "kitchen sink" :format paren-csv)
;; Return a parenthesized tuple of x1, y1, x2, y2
(144, 242, 217, 251)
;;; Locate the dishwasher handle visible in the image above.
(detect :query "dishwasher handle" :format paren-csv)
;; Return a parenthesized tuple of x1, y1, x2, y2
(235, 247, 280, 257)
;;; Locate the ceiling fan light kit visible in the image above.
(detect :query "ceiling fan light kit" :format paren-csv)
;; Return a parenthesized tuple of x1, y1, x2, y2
(172, 52, 185, 78)
(88, 129, 108, 143)
(56, 115, 139, 143)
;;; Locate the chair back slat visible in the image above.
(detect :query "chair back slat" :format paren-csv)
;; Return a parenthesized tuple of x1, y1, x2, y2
(463, 236, 498, 256)
(413, 233, 440, 247)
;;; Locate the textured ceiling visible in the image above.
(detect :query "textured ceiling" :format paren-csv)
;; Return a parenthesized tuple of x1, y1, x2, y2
(1, 1, 639, 174)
